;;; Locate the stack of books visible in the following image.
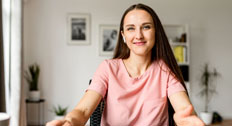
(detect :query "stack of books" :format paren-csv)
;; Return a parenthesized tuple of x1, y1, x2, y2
(173, 46, 186, 63)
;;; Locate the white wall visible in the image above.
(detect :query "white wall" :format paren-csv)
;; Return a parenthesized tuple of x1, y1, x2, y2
(23, 0, 232, 123)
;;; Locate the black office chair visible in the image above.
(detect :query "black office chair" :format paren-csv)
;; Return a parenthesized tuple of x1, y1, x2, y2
(89, 80, 105, 126)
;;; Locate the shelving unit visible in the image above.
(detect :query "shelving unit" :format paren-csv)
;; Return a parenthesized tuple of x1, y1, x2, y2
(163, 24, 190, 93)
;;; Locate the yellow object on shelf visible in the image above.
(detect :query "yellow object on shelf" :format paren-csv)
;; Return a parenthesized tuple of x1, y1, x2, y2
(173, 46, 184, 63)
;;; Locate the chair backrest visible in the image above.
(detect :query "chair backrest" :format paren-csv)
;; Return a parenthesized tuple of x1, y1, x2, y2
(89, 79, 105, 126)
(90, 100, 105, 126)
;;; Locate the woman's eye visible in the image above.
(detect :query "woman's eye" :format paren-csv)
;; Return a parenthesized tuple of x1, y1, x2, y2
(143, 25, 151, 29)
(127, 27, 135, 31)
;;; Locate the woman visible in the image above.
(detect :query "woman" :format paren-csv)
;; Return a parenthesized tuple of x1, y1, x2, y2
(47, 3, 204, 126)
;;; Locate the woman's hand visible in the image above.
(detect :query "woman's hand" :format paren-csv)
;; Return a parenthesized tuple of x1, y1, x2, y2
(46, 119, 72, 126)
(46, 90, 102, 126)
(174, 105, 205, 126)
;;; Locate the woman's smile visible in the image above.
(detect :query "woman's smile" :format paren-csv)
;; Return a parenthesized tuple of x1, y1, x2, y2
(133, 41, 146, 46)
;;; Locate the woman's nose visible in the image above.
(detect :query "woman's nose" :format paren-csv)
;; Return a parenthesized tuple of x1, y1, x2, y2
(135, 29, 144, 39)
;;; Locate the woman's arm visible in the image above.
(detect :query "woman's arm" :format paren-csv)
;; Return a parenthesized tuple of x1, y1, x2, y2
(46, 90, 102, 126)
(169, 91, 205, 126)
(169, 91, 192, 113)
(64, 90, 102, 126)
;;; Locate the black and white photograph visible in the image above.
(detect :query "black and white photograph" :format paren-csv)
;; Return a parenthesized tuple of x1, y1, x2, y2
(72, 18, 86, 40)
(67, 13, 90, 45)
(99, 25, 119, 56)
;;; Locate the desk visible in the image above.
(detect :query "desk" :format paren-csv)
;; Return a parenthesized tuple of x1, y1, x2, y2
(26, 99, 45, 126)
(210, 120, 232, 126)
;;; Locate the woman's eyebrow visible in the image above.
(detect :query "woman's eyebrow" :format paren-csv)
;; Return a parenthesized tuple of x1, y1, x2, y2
(142, 22, 153, 25)
(125, 22, 153, 27)
(124, 24, 135, 27)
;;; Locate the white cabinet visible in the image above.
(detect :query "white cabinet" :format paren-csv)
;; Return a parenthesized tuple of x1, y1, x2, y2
(163, 24, 190, 65)
(163, 24, 190, 93)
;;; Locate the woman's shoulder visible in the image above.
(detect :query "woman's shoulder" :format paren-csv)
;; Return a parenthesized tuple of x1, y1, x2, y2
(154, 59, 170, 73)
(102, 58, 121, 68)
(95, 59, 121, 73)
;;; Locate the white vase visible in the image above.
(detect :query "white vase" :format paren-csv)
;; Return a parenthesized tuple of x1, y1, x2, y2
(0, 112, 10, 126)
(200, 112, 213, 125)
(54, 115, 65, 120)
(29, 91, 40, 101)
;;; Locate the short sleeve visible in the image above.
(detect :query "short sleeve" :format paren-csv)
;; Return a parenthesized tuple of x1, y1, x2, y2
(87, 60, 108, 98)
(167, 72, 186, 97)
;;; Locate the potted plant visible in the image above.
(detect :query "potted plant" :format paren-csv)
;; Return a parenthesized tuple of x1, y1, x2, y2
(53, 105, 68, 120)
(199, 63, 220, 125)
(25, 63, 40, 101)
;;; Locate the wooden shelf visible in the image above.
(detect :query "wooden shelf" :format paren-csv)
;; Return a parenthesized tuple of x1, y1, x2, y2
(210, 120, 232, 126)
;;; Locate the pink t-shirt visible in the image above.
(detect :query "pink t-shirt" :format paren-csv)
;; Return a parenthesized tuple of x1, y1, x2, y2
(87, 59, 185, 126)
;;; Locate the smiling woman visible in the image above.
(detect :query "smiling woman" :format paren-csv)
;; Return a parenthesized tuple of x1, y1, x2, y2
(46, 3, 204, 126)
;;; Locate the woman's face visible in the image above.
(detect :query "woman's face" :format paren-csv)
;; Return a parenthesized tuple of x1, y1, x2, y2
(122, 9, 155, 57)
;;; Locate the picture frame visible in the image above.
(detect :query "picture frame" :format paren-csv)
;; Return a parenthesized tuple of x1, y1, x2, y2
(67, 13, 90, 45)
(99, 24, 119, 56)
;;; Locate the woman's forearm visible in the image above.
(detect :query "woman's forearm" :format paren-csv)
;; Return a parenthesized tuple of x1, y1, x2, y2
(63, 91, 103, 126)
(64, 109, 89, 126)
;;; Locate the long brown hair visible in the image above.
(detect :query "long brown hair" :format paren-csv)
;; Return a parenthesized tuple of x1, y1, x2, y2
(113, 3, 187, 126)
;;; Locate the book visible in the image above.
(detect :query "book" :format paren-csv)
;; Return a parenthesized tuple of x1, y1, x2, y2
(173, 46, 184, 63)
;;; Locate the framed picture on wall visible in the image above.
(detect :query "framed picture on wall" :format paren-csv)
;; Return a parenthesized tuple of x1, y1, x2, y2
(67, 13, 90, 45)
(99, 24, 119, 56)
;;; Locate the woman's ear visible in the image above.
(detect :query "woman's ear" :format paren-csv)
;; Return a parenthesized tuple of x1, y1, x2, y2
(121, 31, 124, 37)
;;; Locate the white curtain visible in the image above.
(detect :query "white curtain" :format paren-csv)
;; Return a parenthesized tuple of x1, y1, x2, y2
(2, 0, 26, 125)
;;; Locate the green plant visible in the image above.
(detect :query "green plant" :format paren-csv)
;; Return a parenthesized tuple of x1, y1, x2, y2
(25, 63, 40, 91)
(199, 63, 220, 112)
(53, 105, 68, 116)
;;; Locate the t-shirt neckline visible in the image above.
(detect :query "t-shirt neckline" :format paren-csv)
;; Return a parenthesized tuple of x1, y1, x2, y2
(120, 59, 154, 80)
